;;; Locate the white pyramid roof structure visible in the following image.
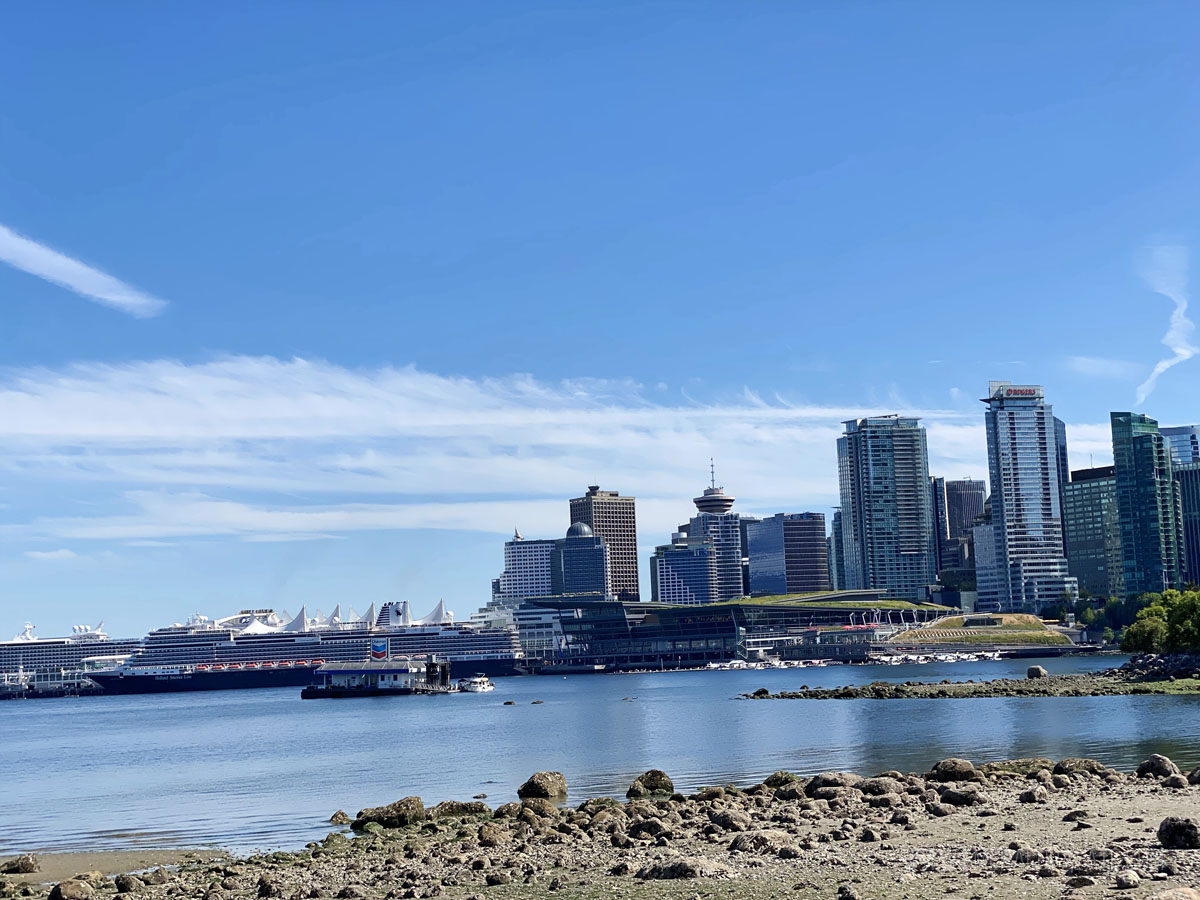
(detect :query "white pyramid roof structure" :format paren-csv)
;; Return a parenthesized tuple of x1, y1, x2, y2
(414, 600, 451, 625)
(282, 607, 309, 633)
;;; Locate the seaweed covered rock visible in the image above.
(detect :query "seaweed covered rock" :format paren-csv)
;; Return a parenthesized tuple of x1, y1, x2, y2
(517, 771, 568, 799)
(626, 769, 674, 798)
(351, 796, 426, 830)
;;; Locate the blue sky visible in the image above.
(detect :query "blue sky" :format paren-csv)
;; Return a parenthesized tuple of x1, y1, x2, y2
(2, 2, 1199, 636)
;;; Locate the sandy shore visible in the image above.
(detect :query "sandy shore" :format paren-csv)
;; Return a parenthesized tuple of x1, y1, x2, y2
(5, 754, 1200, 900)
(1, 849, 227, 886)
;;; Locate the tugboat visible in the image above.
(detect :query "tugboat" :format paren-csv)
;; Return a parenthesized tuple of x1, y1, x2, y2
(457, 674, 495, 692)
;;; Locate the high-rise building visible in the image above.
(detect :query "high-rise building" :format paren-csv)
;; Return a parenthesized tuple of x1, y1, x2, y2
(687, 478, 744, 602)
(930, 476, 949, 571)
(1163, 425, 1200, 468)
(491, 530, 556, 607)
(1062, 466, 1124, 599)
(569, 486, 639, 601)
(828, 509, 845, 591)
(550, 523, 611, 596)
(976, 382, 1076, 613)
(1176, 462, 1200, 586)
(939, 478, 987, 572)
(1111, 412, 1186, 597)
(1054, 416, 1070, 509)
(649, 532, 719, 605)
(744, 512, 829, 596)
(837, 416, 937, 600)
(945, 479, 987, 543)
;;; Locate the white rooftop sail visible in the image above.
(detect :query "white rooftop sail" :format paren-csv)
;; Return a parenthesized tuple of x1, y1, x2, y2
(358, 603, 377, 627)
(327, 604, 342, 626)
(282, 607, 309, 633)
(414, 600, 450, 626)
(241, 618, 279, 635)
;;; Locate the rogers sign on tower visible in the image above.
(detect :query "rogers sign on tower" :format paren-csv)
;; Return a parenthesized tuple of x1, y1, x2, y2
(997, 385, 1042, 399)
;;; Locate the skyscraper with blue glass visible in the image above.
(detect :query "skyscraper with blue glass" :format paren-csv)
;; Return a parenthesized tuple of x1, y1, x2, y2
(976, 382, 1076, 613)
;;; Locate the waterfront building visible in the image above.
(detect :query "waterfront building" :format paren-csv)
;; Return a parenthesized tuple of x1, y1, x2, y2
(976, 382, 1076, 613)
(519, 589, 925, 670)
(569, 486, 640, 602)
(1062, 466, 1124, 599)
(828, 509, 845, 591)
(744, 513, 829, 596)
(686, 478, 745, 602)
(1111, 412, 1186, 596)
(837, 416, 937, 600)
(1174, 461, 1200, 586)
(1163, 425, 1200, 468)
(550, 523, 611, 597)
(649, 532, 719, 605)
(490, 531, 556, 608)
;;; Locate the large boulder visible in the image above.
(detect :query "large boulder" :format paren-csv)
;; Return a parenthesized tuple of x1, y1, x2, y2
(351, 796, 426, 830)
(1137, 754, 1181, 779)
(49, 883, 94, 900)
(626, 769, 674, 798)
(1027, 665, 1048, 679)
(0, 855, 38, 875)
(517, 771, 568, 799)
(1158, 817, 1200, 849)
(429, 800, 490, 819)
(634, 857, 731, 880)
(763, 771, 801, 788)
(939, 785, 988, 806)
(804, 772, 862, 796)
(1053, 758, 1107, 776)
(929, 758, 977, 782)
(859, 776, 905, 796)
(728, 829, 795, 855)
(113, 875, 144, 894)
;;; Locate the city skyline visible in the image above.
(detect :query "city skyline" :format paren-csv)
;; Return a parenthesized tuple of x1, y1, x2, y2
(5, 3, 1200, 634)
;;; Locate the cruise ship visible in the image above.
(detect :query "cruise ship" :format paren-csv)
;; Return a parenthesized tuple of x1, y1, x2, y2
(87, 601, 524, 694)
(1, 623, 142, 696)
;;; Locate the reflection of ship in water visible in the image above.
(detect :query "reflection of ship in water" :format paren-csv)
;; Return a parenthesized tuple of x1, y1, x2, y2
(0, 623, 142, 699)
(87, 601, 525, 695)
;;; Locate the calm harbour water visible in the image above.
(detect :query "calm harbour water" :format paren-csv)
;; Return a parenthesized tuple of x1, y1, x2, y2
(4, 654, 1199, 856)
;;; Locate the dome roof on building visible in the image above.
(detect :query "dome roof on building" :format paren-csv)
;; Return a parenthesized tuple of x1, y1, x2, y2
(566, 521, 594, 537)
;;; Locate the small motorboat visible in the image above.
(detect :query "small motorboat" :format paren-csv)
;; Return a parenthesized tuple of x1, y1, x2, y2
(457, 674, 495, 693)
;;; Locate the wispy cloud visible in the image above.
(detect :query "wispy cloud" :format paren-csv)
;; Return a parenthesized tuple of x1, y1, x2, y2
(0, 356, 997, 544)
(0, 223, 166, 318)
(1136, 245, 1197, 404)
(0, 355, 1113, 547)
(1065, 356, 1144, 380)
(24, 548, 77, 561)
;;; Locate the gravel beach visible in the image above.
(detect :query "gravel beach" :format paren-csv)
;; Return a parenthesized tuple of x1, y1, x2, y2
(6, 753, 1200, 900)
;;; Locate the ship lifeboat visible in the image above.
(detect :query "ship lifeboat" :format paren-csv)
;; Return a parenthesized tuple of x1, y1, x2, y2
(229, 663, 243, 670)
(278, 660, 292, 667)
(262, 661, 276, 668)
(196, 664, 210, 671)
(245, 662, 259, 669)
(311, 658, 324, 665)
(294, 660, 308, 666)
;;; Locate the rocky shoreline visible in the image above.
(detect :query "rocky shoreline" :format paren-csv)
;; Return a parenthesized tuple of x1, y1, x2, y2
(743, 654, 1200, 701)
(5, 752, 1200, 900)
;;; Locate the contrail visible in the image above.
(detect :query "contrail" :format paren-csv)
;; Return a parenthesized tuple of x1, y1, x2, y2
(1136, 245, 1197, 404)
(0, 222, 166, 318)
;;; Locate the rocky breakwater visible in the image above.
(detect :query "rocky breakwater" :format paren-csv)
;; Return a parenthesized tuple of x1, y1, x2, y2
(9, 756, 1200, 900)
(745, 654, 1200, 701)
